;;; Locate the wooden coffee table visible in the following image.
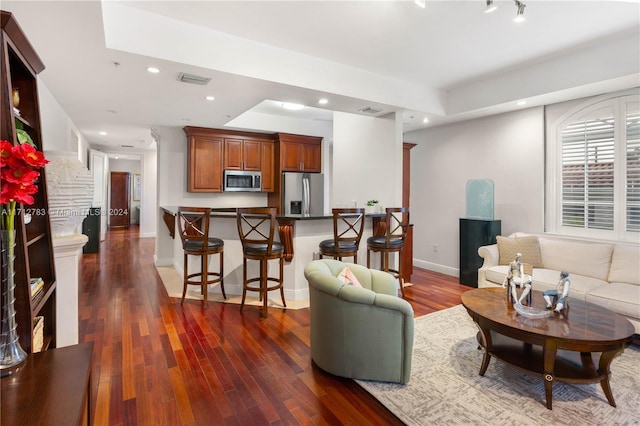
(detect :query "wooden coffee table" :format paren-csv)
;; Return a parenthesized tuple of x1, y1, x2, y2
(461, 288, 634, 409)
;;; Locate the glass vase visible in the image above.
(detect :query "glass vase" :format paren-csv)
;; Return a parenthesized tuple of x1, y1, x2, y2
(0, 230, 27, 374)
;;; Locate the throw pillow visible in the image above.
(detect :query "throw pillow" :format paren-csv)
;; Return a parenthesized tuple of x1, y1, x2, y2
(337, 266, 363, 287)
(497, 235, 543, 267)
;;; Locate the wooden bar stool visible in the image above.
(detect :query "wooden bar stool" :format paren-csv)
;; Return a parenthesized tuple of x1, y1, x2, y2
(177, 207, 225, 308)
(318, 208, 365, 263)
(366, 207, 410, 297)
(236, 207, 286, 318)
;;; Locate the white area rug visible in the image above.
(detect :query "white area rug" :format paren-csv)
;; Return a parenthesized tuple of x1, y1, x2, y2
(356, 305, 640, 425)
(156, 266, 309, 309)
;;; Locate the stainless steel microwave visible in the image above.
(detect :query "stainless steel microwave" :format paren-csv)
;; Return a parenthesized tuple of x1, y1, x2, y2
(224, 170, 262, 192)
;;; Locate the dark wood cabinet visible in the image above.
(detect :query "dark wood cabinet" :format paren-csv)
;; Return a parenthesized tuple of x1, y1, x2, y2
(261, 140, 275, 192)
(224, 138, 261, 171)
(277, 133, 322, 172)
(1, 11, 57, 353)
(459, 218, 501, 287)
(185, 127, 276, 193)
(184, 127, 224, 193)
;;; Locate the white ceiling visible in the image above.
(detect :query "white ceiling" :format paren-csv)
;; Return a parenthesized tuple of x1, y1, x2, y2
(3, 0, 639, 153)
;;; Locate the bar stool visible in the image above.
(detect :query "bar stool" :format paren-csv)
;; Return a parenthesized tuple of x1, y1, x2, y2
(366, 207, 410, 297)
(236, 207, 286, 318)
(177, 207, 225, 308)
(318, 208, 365, 263)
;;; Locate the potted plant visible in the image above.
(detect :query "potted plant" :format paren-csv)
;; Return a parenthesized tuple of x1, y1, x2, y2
(366, 199, 379, 214)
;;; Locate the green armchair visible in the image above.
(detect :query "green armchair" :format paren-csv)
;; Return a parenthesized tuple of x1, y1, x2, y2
(304, 259, 414, 384)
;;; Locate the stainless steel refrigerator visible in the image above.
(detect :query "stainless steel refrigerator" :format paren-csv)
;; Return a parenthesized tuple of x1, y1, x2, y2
(282, 172, 324, 216)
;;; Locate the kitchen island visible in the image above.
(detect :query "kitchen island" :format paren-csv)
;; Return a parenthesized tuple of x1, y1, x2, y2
(159, 206, 391, 301)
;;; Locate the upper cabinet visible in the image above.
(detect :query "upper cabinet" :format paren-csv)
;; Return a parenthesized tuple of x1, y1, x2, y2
(224, 139, 261, 171)
(277, 133, 322, 173)
(184, 127, 223, 192)
(1, 11, 57, 353)
(184, 127, 275, 193)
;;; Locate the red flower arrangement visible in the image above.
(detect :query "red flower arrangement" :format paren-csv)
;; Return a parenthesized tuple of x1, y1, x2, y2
(1, 140, 49, 232)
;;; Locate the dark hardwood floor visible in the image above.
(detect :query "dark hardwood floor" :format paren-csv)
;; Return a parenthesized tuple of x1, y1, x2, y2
(79, 226, 472, 425)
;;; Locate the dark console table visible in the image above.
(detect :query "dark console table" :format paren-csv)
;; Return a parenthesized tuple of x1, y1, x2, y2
(459, 218, 501, 287)
(1, 342, 94, 425)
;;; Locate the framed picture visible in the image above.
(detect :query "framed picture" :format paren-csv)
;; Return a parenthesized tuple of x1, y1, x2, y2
(133, 173, 142, 201)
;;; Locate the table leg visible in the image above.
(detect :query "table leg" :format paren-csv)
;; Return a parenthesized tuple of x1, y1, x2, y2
(473, 322, 492, 376)
(543, 341, 557, 410)
(599, 347, 625, 407)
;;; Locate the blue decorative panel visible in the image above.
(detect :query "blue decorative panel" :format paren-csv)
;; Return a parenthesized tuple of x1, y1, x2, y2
(466, 179, 494, 220)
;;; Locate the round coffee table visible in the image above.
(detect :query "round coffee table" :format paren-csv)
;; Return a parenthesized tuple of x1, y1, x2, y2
(461, 288, 634, 410)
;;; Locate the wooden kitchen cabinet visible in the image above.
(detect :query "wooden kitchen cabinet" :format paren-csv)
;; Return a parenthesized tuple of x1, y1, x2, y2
(184, 127, 223, 192)
(224, 138, 261, 171)
(261, 140, 275, 192)
(277, 133, 322, 172)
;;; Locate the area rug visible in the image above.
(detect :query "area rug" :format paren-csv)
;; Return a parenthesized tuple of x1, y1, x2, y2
(156, 266, 309, 309)
(355, 305, 639, 425)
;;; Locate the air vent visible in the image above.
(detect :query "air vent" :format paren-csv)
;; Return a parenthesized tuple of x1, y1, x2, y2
(177, 72, 211, 85)
(120, 145, 134, 148)
(358, 107, 383, 114)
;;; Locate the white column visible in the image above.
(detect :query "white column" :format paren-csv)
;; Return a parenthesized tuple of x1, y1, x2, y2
(52, 234, 88, 347)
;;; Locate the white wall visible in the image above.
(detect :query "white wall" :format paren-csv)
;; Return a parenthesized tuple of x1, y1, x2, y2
(404, 107, 545, 276)
(38, 81, 89, 162)
(141, 150, 157, 238)
(332, 112, 403, 209)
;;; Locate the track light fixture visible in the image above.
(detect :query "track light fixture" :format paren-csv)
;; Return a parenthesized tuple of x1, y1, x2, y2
(484, 0, 498, 14)
(483, 0, 527, 23)
(514, 0, 526, 23)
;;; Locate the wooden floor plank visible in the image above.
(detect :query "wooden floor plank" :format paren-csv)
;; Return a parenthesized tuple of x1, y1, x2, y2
(80, 226, 471, 424)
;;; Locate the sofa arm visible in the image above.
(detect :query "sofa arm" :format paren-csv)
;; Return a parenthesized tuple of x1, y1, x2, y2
(373, 293, 414, 317)
(478, 244, 499, 268)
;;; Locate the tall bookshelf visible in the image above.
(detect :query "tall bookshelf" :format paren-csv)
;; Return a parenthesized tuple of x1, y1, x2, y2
(1, 10, 56, 353)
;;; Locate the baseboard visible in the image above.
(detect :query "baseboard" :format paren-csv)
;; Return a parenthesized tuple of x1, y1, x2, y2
(141, 232, 156, 238)
(413, 259, 459, 277)
(154, 256, 173, 267)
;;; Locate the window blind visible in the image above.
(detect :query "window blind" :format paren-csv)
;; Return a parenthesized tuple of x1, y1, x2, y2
(561, 116, 615, 230)
(627, 107, 640, 232)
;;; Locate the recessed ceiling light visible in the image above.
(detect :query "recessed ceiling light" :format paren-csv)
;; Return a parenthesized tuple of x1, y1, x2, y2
(318, 98, 328, 105)
(114, 156, 119, 159)
(282, 102, 305, 111)
(99, 131, 107, 136)
(516, 101, 527, 106)
(414, 0, 426, 8)
(146, 67, 160, 73)
(423, 118, 429, 123)
(205, 96, 215, 101)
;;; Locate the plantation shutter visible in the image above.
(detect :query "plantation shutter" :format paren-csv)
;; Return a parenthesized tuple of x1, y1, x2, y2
(627, 103, 640, 232)
(561, 108, 615, 230)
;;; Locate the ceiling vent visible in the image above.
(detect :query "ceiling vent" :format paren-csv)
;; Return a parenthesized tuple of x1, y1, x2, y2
(358, 107, 383, 114)
(177, 72, 211, 85)
(120, 144, 134, 148)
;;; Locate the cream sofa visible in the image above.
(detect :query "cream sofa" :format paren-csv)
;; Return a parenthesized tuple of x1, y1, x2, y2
(478, 233, 640, 334)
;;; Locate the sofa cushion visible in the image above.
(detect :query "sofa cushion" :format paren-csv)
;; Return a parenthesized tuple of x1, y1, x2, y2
(484, 266, 605, 301)
(539, 238, 613, 281)
(586, 283, 640, 319)
(529, 268, 606, 301)
(608, 245, 640, 285)
(497, 236, 543, 267)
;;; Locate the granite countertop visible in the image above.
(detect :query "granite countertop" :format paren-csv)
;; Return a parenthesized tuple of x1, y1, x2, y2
(161, 206, 386, 220)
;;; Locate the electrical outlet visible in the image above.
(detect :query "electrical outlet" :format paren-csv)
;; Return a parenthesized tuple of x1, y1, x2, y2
(433, 244, 438, 252)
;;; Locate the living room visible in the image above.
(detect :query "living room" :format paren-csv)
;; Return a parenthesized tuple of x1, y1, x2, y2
(1, 1, 639, 424)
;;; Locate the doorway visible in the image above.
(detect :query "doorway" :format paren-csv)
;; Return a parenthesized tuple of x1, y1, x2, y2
(109, 171, 131, 228)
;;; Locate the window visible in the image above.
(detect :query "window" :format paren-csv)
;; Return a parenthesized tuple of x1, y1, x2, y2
(548, 92, 639, 242)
